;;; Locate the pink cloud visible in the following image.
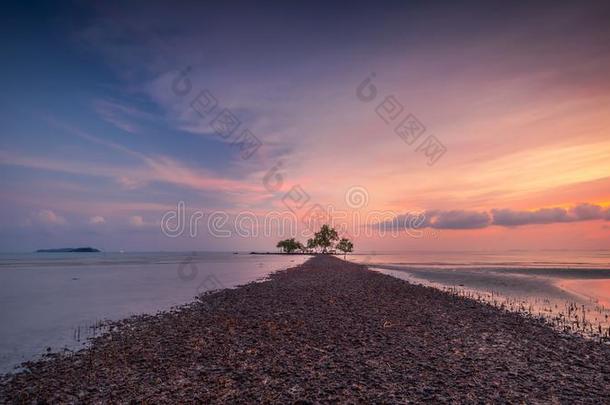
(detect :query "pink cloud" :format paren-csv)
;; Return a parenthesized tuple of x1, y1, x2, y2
(89, 216, 106, 225)
(129, 215, 145, 226)
(36, 210, 67, 225)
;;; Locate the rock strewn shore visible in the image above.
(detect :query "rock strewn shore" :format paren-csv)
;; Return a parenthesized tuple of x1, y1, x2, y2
(2, 256, 610, 403)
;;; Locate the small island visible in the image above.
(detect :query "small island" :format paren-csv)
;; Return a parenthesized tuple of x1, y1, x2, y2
(36, 247, 101, 253)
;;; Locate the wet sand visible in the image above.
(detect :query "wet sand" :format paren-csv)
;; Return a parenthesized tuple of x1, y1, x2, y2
(367, 263, 610, 338)
(368, 264, 610, 298)
(2, 256, 610, 403)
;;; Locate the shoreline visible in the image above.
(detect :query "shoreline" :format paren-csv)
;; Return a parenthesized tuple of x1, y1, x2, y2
(364, 263, 610, 339)
(2, 256, 610, 402)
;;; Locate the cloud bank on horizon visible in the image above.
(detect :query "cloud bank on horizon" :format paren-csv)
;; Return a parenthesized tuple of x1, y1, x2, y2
(377, 203, 610, 231)
(0, 1, 609, 251)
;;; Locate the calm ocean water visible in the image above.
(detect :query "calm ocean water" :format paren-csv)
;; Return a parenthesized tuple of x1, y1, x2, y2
(1, 250, 609, 374)
(0, 252, 308, 374)
(348, 250, 610, 269)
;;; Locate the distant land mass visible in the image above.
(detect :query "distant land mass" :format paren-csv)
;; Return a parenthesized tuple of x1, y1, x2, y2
(36, 247, 101, 253)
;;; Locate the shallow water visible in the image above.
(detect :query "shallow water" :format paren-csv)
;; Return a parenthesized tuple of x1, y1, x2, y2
(350, 250, 610, 269)
(0, 252, 307, 374)
(349, 251, 610, 339)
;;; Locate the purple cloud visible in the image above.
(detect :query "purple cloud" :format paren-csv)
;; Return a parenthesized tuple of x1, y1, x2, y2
(570, 203, 604, 220)
(491, 207, 571, 226)
(373, 203, 609, 232)
(428, 210, 491, 229)
(492, 203, 610, 226)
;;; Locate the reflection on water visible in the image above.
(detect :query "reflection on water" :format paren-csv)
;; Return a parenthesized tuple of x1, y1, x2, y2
(350, 251, 610, 341)
(0, 252, 307, 374)
(351, 250, 610, 269)
(559, 279, 610, 307)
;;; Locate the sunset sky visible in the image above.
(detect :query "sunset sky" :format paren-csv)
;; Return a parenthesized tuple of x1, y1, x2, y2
(1, 1, 609, 252)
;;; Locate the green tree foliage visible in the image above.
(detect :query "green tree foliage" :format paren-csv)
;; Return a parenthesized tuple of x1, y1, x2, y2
(306, 238, 317, 253)
(276, 225, 354, 256)
(276, 238, 300, 253)
(336, 238, 354, 259)
(314, 224, 339, 254)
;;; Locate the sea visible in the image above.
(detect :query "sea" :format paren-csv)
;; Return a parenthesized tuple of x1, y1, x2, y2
(0, 252, 308, 374)
(1, 250, 609, 374)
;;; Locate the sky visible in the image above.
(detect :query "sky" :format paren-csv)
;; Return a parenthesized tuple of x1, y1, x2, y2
(0, 0, 609, 252)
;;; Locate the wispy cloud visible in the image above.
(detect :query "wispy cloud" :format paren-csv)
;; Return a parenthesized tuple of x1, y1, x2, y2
(94, 99, 146, 134)
(89, 216, 106, 225)
(129, 215, 145, 227)
(0, 127, 264, 197)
